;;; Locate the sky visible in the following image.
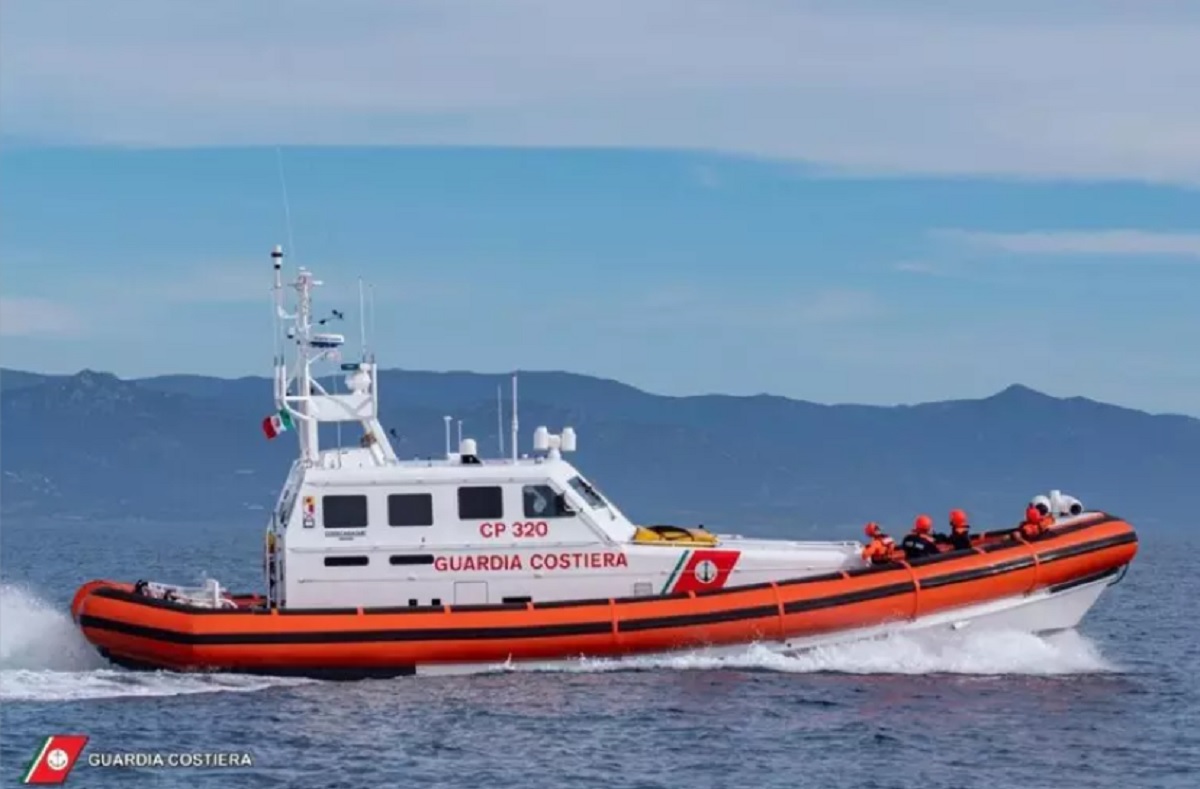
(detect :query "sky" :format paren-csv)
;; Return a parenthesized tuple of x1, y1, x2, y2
(1, 0, 1199, 415)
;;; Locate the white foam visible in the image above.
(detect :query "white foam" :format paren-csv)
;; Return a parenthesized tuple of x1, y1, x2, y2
(0, 583, 105, 672)
(0, 584, 314, 702)
(499, 629, 1116, 677)
(0, 667, 315, 703)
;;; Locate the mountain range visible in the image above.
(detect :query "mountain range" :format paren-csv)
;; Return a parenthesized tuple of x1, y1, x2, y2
(2, 367, 1197, 536)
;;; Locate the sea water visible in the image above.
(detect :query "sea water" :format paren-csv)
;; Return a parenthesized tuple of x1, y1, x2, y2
(1, 516, 1196, 788)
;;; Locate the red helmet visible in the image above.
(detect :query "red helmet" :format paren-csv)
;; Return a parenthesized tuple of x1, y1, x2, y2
(1025, 504, 1041, 523)
(864, 522, 882, 538)
(913, 514, 933, 534)
(949, 509, 968, 529)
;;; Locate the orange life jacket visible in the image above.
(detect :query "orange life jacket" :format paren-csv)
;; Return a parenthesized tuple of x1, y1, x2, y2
(862, 535, 901, 564)
(1020, 515, 1054, 540)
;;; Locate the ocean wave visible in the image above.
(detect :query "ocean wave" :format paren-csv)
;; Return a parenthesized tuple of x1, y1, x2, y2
(0, 583, 313, 702)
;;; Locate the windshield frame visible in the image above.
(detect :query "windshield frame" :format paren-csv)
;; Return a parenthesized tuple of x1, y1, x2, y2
(567, 475, 608, 510)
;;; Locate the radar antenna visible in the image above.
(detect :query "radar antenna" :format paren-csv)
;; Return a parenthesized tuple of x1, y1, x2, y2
(268, 246, 397, 466)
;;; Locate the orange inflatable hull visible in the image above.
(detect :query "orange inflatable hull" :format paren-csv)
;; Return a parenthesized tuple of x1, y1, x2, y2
(71, 514, 1137, 678)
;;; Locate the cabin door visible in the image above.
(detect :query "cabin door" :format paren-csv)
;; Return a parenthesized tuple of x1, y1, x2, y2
(454, 582, 488, 605)
(272, 551, 285, 607)
(266, 538, 283, 607)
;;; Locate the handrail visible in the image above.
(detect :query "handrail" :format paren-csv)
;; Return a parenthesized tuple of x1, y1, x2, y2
(1012, 533, 1041, 593)
(898, 560, 921, 620)
(770, 581, 787, 641)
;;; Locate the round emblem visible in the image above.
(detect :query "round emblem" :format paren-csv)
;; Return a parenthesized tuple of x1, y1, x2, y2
(46, 748, 70, 771)
(694, 559, 719, 584)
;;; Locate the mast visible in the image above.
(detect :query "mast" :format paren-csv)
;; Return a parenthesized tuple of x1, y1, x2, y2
(294, 266, 320, 462)
(270, 245, 398, 466)
(358, 277, 367, 359)
(510, 374, 519, 461)
(497, 384, 504, 458)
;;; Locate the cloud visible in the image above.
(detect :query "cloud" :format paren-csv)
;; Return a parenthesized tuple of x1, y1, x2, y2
(0, 297, 83, 337)
(4, 1, 1200, 183)
(933, 229, 1200, 258)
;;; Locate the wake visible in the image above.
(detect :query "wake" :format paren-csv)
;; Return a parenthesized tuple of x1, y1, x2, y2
(499, 630, 1116, 677)
(0, 584, 312, 703)
(544, 628, 1113, 671)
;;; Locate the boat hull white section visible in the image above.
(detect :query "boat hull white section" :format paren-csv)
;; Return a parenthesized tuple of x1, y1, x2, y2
(412, 574, 1118, 677)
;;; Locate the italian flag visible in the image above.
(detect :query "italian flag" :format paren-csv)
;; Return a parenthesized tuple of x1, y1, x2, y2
(262, 409, 294, 440)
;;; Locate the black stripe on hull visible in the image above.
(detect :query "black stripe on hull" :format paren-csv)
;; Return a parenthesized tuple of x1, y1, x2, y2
(620, 604, 780, 633)
(97, 649, 416, 680)
(917, 557, 1037, 590)
(783, 581, 916, 614)
(1038, 532, 1137, 564)
(80, 615, 614, 645)
(1046, 565, 1122, 595)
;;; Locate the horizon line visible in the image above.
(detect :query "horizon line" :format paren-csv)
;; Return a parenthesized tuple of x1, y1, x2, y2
(2, 365, 1190, 421)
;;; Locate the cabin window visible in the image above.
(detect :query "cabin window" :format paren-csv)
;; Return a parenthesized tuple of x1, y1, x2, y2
(458, 486, 503, 520)
(389, 554, 435, 565)
(388, 493, 434, 527)
(523, 485, 574, 518)
(323, 495, 368, 529)
(324, 556, 369, 567)
(567, 476, 608, 510)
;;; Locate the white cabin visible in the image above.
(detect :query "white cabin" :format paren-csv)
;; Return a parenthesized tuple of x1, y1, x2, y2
(262, 248, 866, 610)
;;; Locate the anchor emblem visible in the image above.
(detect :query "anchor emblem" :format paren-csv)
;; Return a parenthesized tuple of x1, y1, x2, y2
(694, 559, 719, 584)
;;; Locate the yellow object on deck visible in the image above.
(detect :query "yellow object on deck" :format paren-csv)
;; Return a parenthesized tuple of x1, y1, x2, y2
(632, 525, 719, 547)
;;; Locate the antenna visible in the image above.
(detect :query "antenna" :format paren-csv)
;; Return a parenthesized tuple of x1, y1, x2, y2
(443, 415, 452, 459)
(275, 148, 297, 268)
(457, 419, 463, 447)
(510, 374, 519, 461)
(497, 384, 505, 457)
(358, 277, 367, 361)
(368, 284, 376, 360)
(271, 245, 284, 365)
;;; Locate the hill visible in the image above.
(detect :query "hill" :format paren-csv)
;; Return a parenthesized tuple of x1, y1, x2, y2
(2, 367, 1197, 535)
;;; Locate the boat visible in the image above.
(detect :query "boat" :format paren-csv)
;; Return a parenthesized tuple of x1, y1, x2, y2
(70, 246, 1139, 678)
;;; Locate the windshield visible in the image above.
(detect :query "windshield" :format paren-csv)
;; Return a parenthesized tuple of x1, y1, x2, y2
(568, 475, 608, 510)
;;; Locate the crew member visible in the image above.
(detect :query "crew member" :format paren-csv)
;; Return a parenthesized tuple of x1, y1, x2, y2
(1019, 503, 1055, 540)
(901, 514, 940, 559)
(862, 522, 903, 565)
(945, 509, 973, 551)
